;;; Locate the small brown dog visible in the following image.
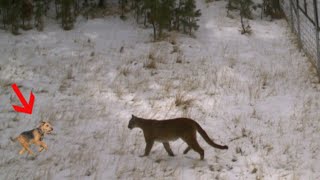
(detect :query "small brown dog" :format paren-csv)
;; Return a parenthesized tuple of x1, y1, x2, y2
(11, 121, 53, 155)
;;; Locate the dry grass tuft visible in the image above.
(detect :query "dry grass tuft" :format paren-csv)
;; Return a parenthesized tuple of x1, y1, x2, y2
(172, 45, 180, 54)
(119, 66, 130, 76)
(228, 57, 236, 68)
(175, 92, 194, 110)
(144, 54, 157, 69)
(114, 85, 124, 98)
(176, 55, 183, 63)
(162, 81, 173, 94)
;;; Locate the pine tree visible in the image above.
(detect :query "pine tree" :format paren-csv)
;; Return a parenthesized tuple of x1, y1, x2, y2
(82, 0, 96, 19)
(55, 0, 61, 19)
(173, 0, 182, 31)
(239, 0, 253, 19)
(61, 0, 74, 30)
(226, 0, 238, 12)
(263, 0, 282, 19)
(34, 0, 45, 31)
(179, 0, 201, 35)
(98, 0, 105, 8)
(132, 0, 144, 23)
(132, 0, 201, 39)
(10, 1, 22, 35)
(227, 0, 253, 19)
(239, 0, 253, 34)
(157, 0, 175, 36)
(21, 0, 33, 30)
(146, 0, 175, 40)
(0, 0, 10, 29)
(142, 0, 156, 40)
(119, 0, 128, 19)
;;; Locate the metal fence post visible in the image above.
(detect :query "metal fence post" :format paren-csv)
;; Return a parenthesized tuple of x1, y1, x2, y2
(296, 0, 302, 47)
(289, 0, 294, 32)
(313, 0, 320, 72)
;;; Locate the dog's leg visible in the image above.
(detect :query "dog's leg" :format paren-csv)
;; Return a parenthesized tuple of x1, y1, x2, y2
(19, 148, 26, 155)
(35, 141, 48, 151)
(38, 146, 44, 152)
(21, 142, 34, 155)
(17, 137, 34, 155)
(40, 141, 48, 150)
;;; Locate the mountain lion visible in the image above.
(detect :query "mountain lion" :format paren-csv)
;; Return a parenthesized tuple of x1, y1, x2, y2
(128, 115, 228, 160)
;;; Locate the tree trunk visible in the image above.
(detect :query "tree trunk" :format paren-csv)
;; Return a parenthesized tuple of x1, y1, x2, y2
(98, 0, 105, 8)
(270, 0, 282, 19)
(240, 15, 245, 34)
(55, 0, 59, 19)
(152, 21, 156, 41)
(272, 0, 280, 12)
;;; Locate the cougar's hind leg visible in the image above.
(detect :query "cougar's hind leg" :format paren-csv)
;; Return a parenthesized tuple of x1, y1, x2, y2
(183, 146, 191, 154)
(182, 133, 204, 160)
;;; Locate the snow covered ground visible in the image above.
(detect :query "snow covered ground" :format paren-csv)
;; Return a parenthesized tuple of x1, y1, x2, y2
(1, 1, 320, 179)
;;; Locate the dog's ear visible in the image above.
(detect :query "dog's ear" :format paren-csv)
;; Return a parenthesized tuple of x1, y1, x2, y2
(40, 120, 45, 125)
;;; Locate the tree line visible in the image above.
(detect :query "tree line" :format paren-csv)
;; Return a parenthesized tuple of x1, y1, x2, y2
(227, 0, 282, 34)
(0, 0, 201, 40)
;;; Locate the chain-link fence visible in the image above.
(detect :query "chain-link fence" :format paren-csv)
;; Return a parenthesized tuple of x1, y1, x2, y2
(280, 0, 320, 72)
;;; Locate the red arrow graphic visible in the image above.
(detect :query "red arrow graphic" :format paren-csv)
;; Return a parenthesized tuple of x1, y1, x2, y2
(11, 84, 35, 114)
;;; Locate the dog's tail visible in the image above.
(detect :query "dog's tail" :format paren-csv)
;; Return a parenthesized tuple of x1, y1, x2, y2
(10, 137, 17, 142)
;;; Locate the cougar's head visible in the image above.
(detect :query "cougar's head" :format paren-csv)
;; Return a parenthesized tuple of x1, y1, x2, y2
(128, 115, 137, 129)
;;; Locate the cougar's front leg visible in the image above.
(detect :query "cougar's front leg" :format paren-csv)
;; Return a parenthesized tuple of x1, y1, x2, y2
(140, 139, 154, 157)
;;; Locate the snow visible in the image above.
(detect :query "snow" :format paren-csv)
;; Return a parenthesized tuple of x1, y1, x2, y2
(1, 1, 320, 179)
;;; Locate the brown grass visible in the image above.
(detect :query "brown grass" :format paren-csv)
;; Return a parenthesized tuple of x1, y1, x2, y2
(144, 54, 157, 69)
(175, 92, 194, 110)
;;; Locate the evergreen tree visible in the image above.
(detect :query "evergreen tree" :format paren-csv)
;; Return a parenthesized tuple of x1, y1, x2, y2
(145, 0, 175, 40)
(0, 0, 10, 29)
(54, 0, 61, 19)
(179, 0, 201, 35)
(82, 0, 97, 19)
(21, 0, 33, 30)
(239, 0, 253, 19)
(0, 0, 202, 36)
(227, 0, 253, 19)
(263, 0, 282, 19)
(226, 0, 238, 12)
(132, 0, 201, 39)
(61, 0, 74, 30)
(132, 0, 144, 23)
(144, 0, 158, 40)
(157, 0, 175, 36)
(226, 0, 253, 34)
(119, 0, 128, 19)
(239, 0, 253, 34)
(73, 0, 80, 17)
(9, 0, 22, 35)
(34, 0, 45, 31)
(173, 0, 182, 31)
(98, 0, 105, 8)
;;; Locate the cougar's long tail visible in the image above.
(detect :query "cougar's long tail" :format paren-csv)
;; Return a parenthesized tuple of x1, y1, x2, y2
(195, 122, 228, 150)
